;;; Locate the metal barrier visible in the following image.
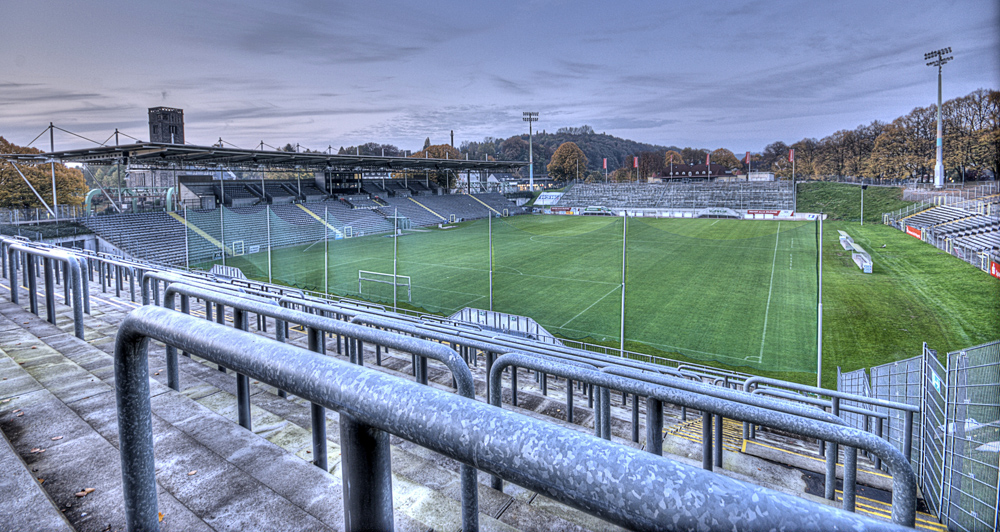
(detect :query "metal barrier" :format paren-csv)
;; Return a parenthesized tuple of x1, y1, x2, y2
(744, 376, 919, 464)
(160, 283, 480, 532)
(490, 354, 918, 526)
(601, 366, 871, 510)
(752, 386, 889, 469)
(114, 306, 913, 532)
(942, 341, 1000, 532)
(3, 240, 87, 339)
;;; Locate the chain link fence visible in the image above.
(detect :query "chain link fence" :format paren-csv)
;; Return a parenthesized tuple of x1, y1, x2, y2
(840, 340, 1000, 531)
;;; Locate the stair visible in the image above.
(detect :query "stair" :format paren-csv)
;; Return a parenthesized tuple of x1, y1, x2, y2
(1, 272, 634, 531)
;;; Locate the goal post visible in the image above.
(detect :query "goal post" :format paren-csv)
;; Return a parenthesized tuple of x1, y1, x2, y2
(358, 270, 411, 302)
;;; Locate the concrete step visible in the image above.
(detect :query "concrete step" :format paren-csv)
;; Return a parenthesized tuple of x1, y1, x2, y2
(0, 302, 422, 532)
(4, 283, 630, 531)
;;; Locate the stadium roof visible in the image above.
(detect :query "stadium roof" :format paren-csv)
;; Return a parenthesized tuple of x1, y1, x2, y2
(0, 142, 527, 172)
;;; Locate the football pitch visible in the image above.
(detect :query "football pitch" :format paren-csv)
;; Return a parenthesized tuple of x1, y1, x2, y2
(206, 216, 819, 374)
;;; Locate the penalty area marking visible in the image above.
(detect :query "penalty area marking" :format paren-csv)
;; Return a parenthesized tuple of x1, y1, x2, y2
(560, 284, 621, 328)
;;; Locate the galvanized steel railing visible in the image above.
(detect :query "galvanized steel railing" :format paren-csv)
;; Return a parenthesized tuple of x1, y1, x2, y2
(114, 306, 913, 532)
(489, 354, 919, 527)
(2, 238, 87, 339)
(158, 282, 481, 532)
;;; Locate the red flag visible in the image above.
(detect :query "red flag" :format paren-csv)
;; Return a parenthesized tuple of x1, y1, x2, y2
(706, 154, 710, 166)
(633, 156, 638, 168)
(745, 151, 751, 164)
(603, 158, 607, 169)
(789, 149, 795, 163)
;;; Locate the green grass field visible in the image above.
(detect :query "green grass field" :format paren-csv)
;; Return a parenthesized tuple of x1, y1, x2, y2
(206, 216, 821, 376)
(195, 181, 999, 386)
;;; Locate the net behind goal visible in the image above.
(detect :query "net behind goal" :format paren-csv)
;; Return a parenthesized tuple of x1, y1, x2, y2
(358, 270, 412, 302)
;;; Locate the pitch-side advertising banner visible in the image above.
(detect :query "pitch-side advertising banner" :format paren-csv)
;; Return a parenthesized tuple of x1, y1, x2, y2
(905, 226, 922, 239)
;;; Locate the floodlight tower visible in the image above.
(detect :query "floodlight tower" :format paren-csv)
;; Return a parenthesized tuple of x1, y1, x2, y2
(925, 47, 952, 189)
(523, 112, 538, 190)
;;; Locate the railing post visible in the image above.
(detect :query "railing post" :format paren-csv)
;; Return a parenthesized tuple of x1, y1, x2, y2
(903, 410, 914, 463)
(843, 446, 857, 512)
(874, 418, 883, 470)
(646, 397, 663, 456)
(275, 319, 287, 398)
(114, 324, 159, 532)
(566, 378, 574, 423)
(27, 254, 38, 315)
(43, 257, 56, 324)
(631, 394, 640, 442)
(7, 248, 18, 304)
(307, 327, 328, 471)
(600, 386, 611, 440)
(826, 397, 840, 500)
(340, 412, 394, 532)
(234, 308, 251, 431)
(702, 410, 713, 471)
(714, 414, 724, 467)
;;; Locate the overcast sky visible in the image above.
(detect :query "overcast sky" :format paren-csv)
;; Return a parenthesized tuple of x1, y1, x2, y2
(2, 0, 997, 155)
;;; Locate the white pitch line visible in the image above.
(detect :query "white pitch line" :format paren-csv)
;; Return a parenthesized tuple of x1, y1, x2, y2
(758, 222, 781, 361)
(560, 284, 621, 328)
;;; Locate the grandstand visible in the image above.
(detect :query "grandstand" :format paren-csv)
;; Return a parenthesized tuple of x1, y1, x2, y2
(80, 191, 522, 266)
(889, 200, 1000, 269)
(556, 181, 795, 211)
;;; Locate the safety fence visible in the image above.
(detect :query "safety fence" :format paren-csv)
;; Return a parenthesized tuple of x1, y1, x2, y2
(839, 341, 1000, 531)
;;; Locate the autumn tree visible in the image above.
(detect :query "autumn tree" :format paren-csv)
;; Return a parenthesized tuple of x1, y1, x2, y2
(0, 137, 87, 209)
(710, 148, 741, 170)
(547, 142, 588, 182)
(664, 150, 683, 167)
(409, 144, 463, 188)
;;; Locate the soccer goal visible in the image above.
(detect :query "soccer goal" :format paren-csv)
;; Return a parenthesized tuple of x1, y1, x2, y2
(230, 240, 244, 256)
(358, 270, 411, 302)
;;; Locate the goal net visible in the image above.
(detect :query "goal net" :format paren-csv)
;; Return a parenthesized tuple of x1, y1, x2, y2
(358, 270, 412, 302)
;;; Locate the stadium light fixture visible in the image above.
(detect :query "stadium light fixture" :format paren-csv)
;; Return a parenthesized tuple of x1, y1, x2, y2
(523, 112, 539, 190)
(925, 47, 953, 189)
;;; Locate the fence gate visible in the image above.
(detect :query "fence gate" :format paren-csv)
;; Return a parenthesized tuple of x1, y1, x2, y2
(871, 356, 924, 472)
(920, 343, 947, 519)
(942, 341, 1000, 532)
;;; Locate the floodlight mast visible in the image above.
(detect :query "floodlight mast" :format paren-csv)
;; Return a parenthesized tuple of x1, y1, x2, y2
(523, 112, 539, 191)
(925, 47, 952, 189)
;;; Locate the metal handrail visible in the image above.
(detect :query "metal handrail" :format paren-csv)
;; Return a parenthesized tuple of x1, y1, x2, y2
(489, 354, 918, 527)
(113, 306, 913, 532)
(160, 283, 480, 532)
(743, 376, 919, 462)
(4, 241, 86, 339)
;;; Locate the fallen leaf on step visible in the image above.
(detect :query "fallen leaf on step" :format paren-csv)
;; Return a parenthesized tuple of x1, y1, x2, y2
(75, 488, 95, 497)
(187, 470, 197, 476)
(154, 372, 159, 376)
(159, 512, 164, 522)
(12, 409, 21, 414)
(31, 346, 37, 349)
(1, 399, 9, 404)
(16, 412, 24, 417)
(31, 448, 44, 453)
(51, 436, 63, 441)
(37, 478, 44, 484)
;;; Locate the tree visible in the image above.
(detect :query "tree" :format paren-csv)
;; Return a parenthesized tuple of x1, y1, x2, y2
(710, 148, 740, 170)
(0, 137, 87, 209)
(637, 151, 662, 180)
(680, 147, 708, 165)
(409, 144, 463, 188)
(547, 142, 588, 182)
(664, 150, 684, 167)
(500, 136, 528, 162)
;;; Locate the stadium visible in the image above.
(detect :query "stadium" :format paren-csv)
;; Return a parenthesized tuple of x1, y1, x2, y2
(1, 113, 999, 532)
